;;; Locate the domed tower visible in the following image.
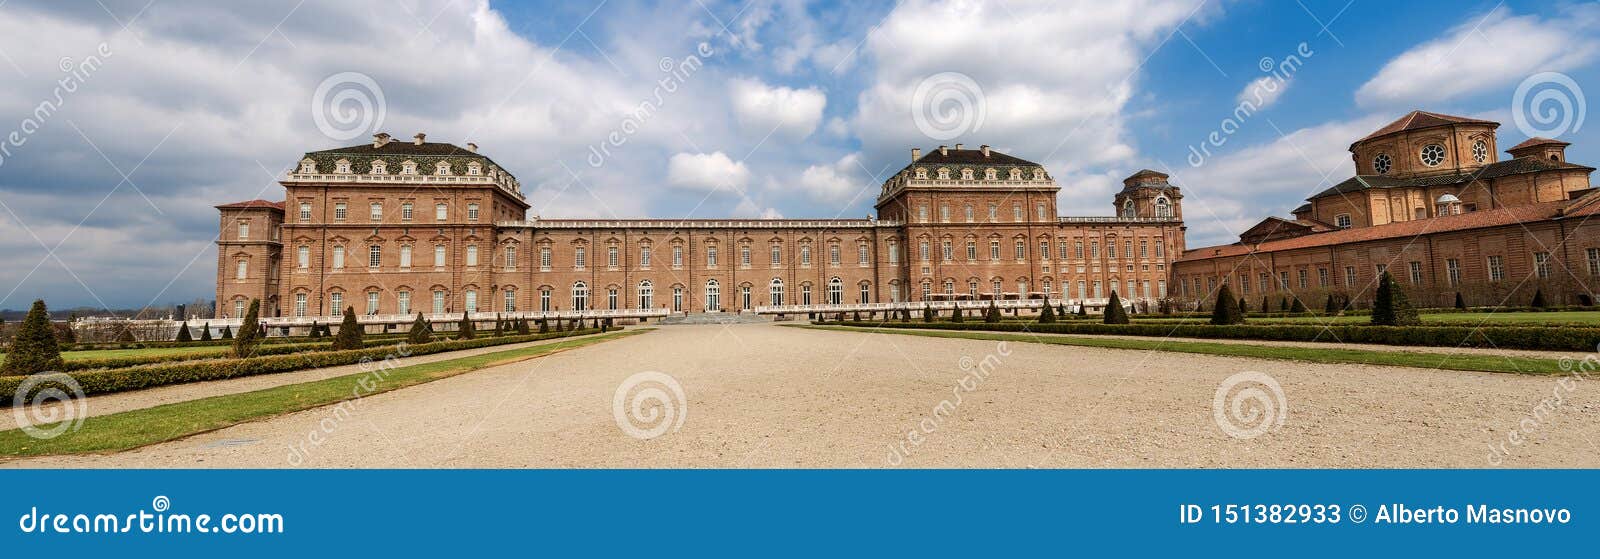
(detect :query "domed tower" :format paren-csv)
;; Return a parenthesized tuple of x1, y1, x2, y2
(1112, 169, 1182, 220)
(1347, 110, 1499, 178)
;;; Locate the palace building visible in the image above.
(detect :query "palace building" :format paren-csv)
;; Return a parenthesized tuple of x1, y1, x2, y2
(1172, 110, 1600, 308)
(215, 138, 1185, 318)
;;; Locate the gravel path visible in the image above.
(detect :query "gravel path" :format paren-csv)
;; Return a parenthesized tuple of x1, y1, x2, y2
(4, 333, 608, 431)
(6, 323, 1596, 468)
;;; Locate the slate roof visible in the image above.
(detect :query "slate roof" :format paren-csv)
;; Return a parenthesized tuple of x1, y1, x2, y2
(215, 199, 284, 211)
(1352, 110, 1498, 147)
(1308, 156, 1594, 200)
(910, 147, 1039, 167)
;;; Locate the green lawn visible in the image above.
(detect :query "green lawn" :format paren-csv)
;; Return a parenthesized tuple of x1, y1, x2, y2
(1128, 310, 1600, 326)
(58, 345, 235, 361)
(795, 324, 1570, 376)
(0, 329, 649, 457)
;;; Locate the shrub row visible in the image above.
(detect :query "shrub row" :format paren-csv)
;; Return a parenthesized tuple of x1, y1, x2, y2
(1, 328, 613, 402)
(819, 320, 1600, 351)
(51, 336, 430, 372)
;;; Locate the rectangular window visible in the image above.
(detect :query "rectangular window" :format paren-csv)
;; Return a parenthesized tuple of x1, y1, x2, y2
(919, 241, 930, 262)
(1040, 241, 1049, 262)
(942, 240, 953, 261)
(940, 206, 950, 222)
(1036, 203, 1046, 221)
(467, 203, 479, 221)
(1157, 279, 1166, 298)
(368, 245, 381, 267)
(366, 291, 379, 315)
(571, 246, 582, 268)
(918, 206, 929, 222)
(369, 202, 382, 221)
(1139, 240, 1148, 259)
(505, 290, 516, 312)
(436, 245, 447, 267)
(299, 202, 311, 221)
(741, 245, 751, 266)
(1075, 240, 1084, 259)
(332, 246, 345, 269)
(1344, 266, 1357, 287)
(1259, 273, 1269, 293)
(1155, 240, 1164, 258)
(1107, 241, 1116, 259)
(465, 290, 477, 313)
(1012, 204, 1023, 221)
(505, 246, 517, 269)
(433, 291, 445, 314)
(237, 221, 249, 240)
(1317, 267, 1329, 287)
(1409, 261, 1423, 283)
(707, 247, 718, 267)
(540, 290, 550, 312)
(1298, 269, 1308, 289)
(540, 247, 552, 270)
(401, 202, 413, 221)
(330, 293, 342, 315)
(642, 247, 653, 267)
(673, 246, 683, 267)
(295, 293, 307, 317)
(889, 244, 899, 264)
(988, 204, 998, 222)
(1488, 256, 1505, 281)
(400, 246, 412, 268)
(436, 203, 447, 221)
(989, 240, 999, 260)
(1278, 271, 1289, 289)
(236, 259, 248, 279)
(1588, 248, 1599, 276)
(1124, 240, 1133, 260)
(467, 245, 479, 267)
(829, 244, 839, 265)
(770, 245, 780, 266)
(1534, 252, 1551, 279)
(1447, 259, 1461, 286)
(398, 292, 411, 315)
(334, 202, 347, 221)
(1014, 240, 1025, 260)
(1058, 241, 1069, 260)
(610, 246, 620, 268)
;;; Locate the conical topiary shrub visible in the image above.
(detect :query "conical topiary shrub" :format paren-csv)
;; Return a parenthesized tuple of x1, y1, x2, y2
(538, 318, 549, 333)
(406, 312, 432, 344)
(1290, 297, 1307, 313)
(1103, 291, 1130, 324)
(923, 305, 935, 322)
(985, 301, 1001, 323)
(516, 318, 530, 335)
(2, 300, 64, 375)
(331, 306, 363, 350)
(1076, 301, 1087, 318)
(458, 312, 475, 340)
(1530, 289, 1548, 309)
(1454, 292, 1467, 310)
(220, 324, 232, 339)
(175, 321, 193, 342)
(116, 325, 136, 343)
(1371, 272, 1420, 326)
(952, 305, 965, 322)
(1210, 283, 1243, 325)
(232, 299, 263, 357)
(1238, 297, 1248, 314)
(1038, 300, 1057, 323)
(201, 323, 213, 341)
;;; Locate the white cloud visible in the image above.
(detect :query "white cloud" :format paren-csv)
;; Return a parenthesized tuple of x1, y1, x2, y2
(668, 152, 751, 194)
(1355, 5, 1600, 107)
(1236, 75, 1290, 110)
(851, 0, 1213, 196)
(1175, 114, 1393, 246)
(728, 76, 828, 139)
(796, 153, 864, 203)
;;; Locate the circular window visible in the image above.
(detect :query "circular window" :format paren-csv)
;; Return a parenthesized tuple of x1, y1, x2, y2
(1472, 140, 1488, 164)
(1373, 153, 1392, 175)
(1420, 144, 1445, 167)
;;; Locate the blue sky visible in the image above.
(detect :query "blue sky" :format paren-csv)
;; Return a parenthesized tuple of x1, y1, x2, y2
(0, 0, 1595, 309)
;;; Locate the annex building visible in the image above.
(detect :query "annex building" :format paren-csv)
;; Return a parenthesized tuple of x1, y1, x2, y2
(215, 137, 1185, 319)
(1173, 110, 1599, 308)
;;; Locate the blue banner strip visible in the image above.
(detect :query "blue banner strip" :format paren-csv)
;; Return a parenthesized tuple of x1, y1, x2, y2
(1, 469, 1592, 556)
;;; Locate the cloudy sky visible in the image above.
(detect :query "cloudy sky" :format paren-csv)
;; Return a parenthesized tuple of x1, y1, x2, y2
(0, 0, 1596, 309)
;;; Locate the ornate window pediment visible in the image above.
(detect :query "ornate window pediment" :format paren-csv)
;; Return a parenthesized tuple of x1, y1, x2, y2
(334, 159, 351, 174)
(400, 160, 418, 175)
(1009, 168, 1022, 180)
(298, 158, 316, 173)
(370, 160, 388, 174)
(435, 161, 452, 176)
(467, 162, 483, 176)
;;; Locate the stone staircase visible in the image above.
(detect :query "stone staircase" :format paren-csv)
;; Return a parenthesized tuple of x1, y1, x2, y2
(656, 312, 774, 326)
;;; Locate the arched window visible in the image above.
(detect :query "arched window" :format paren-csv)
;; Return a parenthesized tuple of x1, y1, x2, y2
(503, 288, 516, 312)
(859, 282, 871, 303)
(638, 280, 654, 309)
(572, 281, 589, 311)
(705, 279, 721, 311)
(769, 278, 784, 306)
(828, 277, 844, 305)
(1122, 199, 1136, 218)
(1154, 196, 1171, 218)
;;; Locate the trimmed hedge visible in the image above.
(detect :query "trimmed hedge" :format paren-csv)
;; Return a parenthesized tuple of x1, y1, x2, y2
(817, 320, 1600, 351)
(1, 328, 615, 402)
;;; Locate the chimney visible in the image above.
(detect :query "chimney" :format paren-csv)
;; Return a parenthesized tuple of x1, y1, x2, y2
(372, 133, 392, 148)
(980, 145, 990, 157)
(911, 148, 921, 162)
(467, 142, 478, 153)
(954, 143, 964, 151)
(939, 145, 948, 156)
(413, 132, 426, 146)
